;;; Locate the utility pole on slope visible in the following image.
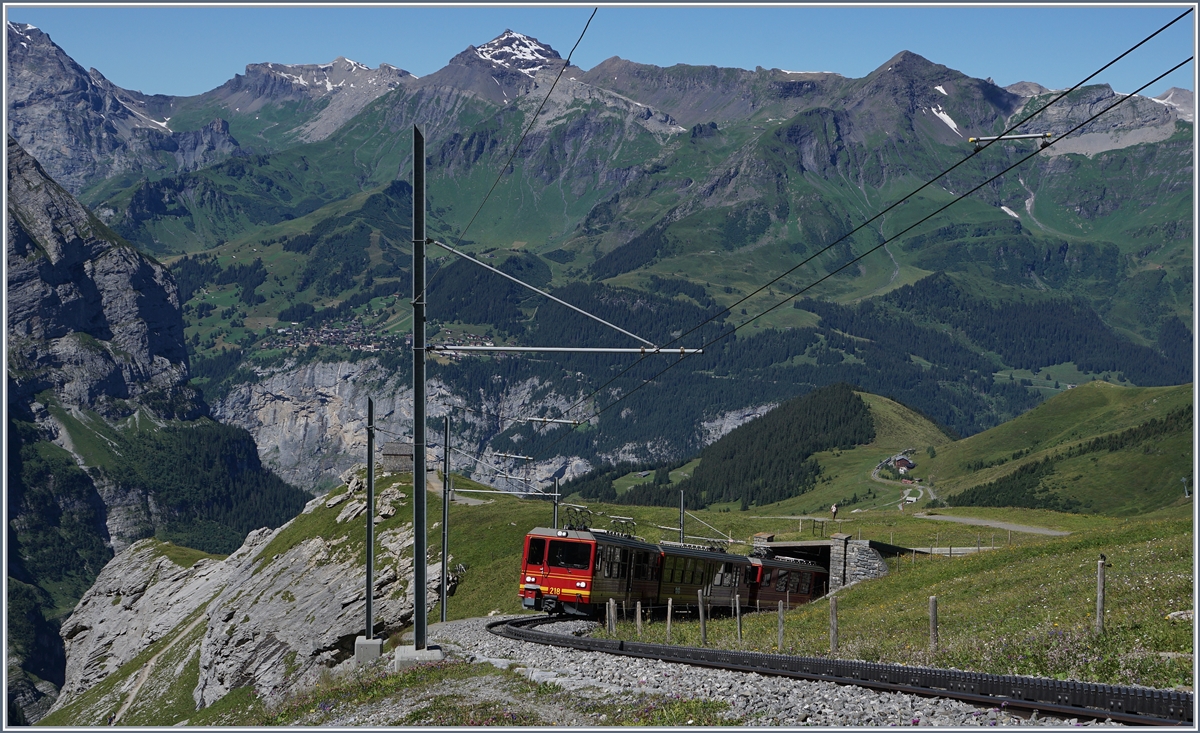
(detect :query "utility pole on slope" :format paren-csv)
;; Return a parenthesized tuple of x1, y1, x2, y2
(412, 126, 428, 652)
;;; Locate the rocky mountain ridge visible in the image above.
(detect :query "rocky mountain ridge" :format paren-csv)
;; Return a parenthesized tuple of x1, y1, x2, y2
(6, 134, 199, 423)
(48, 470, 448, 721)
(5, 21, 416, 193)
(6, 22, 240, 194)
(210, 356, 762, 493)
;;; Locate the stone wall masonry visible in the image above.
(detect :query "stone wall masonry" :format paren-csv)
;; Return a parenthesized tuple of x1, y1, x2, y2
(828, 534, 889, 592)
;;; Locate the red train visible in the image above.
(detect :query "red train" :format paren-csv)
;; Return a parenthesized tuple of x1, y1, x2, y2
(518, 526, 828, 617)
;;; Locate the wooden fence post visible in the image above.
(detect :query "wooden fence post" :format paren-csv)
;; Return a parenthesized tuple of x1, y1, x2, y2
(608, 598, 616, 635)
(1095, 557, 1106, 635)
(636, 600, 643, 637)
(777, 600, 785, 652)
(829, 596, 838, 655)
(666, 597, 673, 644)
(929, 595, 938, 652)
(698, 589, 707, 646)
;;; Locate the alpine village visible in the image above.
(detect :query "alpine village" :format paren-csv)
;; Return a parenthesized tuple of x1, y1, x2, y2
(5, 15, 1195, 728)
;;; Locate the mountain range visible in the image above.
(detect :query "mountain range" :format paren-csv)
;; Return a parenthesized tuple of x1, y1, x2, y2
(4, 22, 1193, 723)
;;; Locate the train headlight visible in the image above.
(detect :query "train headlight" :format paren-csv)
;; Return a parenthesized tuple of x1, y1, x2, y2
(525, 576, 536, 583)
(576, 581, 587, 588)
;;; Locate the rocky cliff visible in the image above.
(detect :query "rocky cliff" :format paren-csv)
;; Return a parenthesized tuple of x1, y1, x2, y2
(7, 135, 201, 421)
(211, 358, 596, 492)
(47, 469, 449, 721)
(6, 22, 240, 194)
(210, 355, 775, 495)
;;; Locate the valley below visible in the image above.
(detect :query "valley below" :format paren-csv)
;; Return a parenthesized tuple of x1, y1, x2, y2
(5, 12, 1193, 726)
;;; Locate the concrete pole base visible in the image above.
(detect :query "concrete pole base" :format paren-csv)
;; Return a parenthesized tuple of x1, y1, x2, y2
(389, 644, 445, 672)
(354, 636, 383, 666)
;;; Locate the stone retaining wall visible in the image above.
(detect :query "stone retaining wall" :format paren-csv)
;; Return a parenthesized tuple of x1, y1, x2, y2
(828, 533, 889, 591)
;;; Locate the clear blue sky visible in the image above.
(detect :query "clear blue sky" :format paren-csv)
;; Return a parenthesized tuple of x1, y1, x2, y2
(8, 5, 1195, 99)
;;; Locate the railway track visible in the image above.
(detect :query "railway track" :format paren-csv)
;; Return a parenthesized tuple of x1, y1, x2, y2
(489, 616, 1193, 726)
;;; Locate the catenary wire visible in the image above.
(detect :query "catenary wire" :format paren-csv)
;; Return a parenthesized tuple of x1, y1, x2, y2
(539, 7, 1195, 429)
(520, 56, 1193, 470)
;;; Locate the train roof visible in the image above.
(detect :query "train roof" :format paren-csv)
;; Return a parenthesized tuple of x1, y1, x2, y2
(752, 554, 828, 573)
(659, 541, 752, 563)
(526, 527, 659, 550)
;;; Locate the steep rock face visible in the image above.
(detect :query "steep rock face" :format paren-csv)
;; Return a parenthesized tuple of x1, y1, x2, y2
(1015, 84, 1185, 157)
(6, 135, 199, 420)
(211, 358, 774, 495)
(54, 541, 235, 705)
(211, 359, 415, 491)
(211, 359, 596, 492)
(5, 22, 240, 193)
(51, 481, 450, 716)
(133, 118, 241, 172)
(6, 134, 206, 723)
(1154, 87, 1194, 123)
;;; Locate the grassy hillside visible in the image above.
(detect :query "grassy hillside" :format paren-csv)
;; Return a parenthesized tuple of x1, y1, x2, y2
(565, 388, 955, 515)
(610, 513, 1193, 690)
(911, 382, 1193, 515)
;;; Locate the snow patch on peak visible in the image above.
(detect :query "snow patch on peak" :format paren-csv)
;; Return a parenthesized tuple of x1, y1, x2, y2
(1000, 206, 1020, 219)
(343, 58, 369, 71)
(7, 20, 36, 38)
(781, 69, 835, 75)
(930, 104, 962, 136)
(934, 85, 948, 95)
(475, 29, 562, 78)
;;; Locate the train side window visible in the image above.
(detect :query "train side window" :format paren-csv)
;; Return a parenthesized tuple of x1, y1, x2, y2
(787, 572, 801, 593)
(549, 540, 591, 570)
(762, 569, 772, 585)
(634, 551, 649, 580)
(775, 569, 789, 592)
(798, 571, 812, 595)
(527, 538, 546, 566)
(683, 558, 695, 584)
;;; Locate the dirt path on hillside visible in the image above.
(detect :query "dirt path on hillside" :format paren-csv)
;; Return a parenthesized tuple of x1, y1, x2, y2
(912, 512, 1070, 536)
(870, 466, 938, 504)
(428, 472, 491, 506)
(112, 612, 208, 724)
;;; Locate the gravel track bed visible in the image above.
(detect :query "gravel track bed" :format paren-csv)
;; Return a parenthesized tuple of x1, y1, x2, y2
(421, 615, 1123, 727)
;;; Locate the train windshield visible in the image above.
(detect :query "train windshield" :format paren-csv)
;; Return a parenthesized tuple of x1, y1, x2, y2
(548, 540, 591, 570)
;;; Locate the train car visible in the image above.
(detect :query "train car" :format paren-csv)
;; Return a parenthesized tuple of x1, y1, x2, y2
(518, 527, 660, 617)
(658, 541, 756, 613)
(748, 553, 828, 610)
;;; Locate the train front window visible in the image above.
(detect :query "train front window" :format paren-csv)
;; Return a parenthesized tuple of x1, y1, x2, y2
(526, 538, 546, 565)
(548, 540, 591, 570)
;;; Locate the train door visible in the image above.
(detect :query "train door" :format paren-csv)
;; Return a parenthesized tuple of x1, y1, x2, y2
(747, 564, 763, 607)
(521, 535, 549, 610)
(524, 536, 548, 580)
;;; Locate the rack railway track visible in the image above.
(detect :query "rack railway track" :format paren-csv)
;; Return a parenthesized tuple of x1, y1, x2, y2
(489, 616, 1192, 726)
